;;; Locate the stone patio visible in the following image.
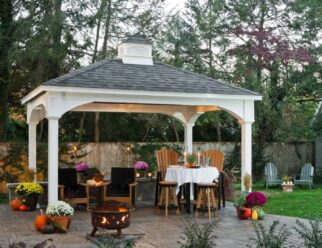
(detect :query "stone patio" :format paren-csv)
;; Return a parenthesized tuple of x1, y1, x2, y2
(0, 201, 310, 247)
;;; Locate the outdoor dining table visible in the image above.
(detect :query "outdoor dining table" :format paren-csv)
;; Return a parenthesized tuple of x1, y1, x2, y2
(165, 166, 219, 213)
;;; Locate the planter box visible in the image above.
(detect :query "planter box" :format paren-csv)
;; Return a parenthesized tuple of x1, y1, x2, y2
(282, 184, 294, 192)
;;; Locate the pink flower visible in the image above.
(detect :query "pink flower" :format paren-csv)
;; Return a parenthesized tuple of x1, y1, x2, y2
(74, 162, 89, 172)
(246, 192, 267, 208)
(133, 161, 149, 170)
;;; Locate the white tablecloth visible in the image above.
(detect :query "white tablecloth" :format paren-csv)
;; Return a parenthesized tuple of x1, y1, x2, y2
(165, 166, 219, 194)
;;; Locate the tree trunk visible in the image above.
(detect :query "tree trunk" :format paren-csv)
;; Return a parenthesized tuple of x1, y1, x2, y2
(78, 112, 85, 142)
(171, 120, 180, 142)
(49, 0, 63, 78)
(94, 112, 100, 142)
(101, 0, 112, 58)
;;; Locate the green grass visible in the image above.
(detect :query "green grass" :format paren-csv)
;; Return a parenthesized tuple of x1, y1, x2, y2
(238, 184, 322, 219)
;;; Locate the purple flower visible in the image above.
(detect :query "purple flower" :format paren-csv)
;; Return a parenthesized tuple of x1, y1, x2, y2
(74, 162, 89, 172)
(246, 192, 267, 208)
(133, 161, 149, 170)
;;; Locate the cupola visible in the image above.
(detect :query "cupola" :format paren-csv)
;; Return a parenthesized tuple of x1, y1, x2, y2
(117, 35, 153, 65)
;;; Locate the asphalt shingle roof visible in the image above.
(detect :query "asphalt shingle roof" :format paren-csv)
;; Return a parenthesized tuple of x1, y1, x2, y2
(43, 59, 259, 96)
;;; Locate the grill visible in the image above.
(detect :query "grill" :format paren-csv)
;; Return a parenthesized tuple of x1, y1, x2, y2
(90, 200, 130, 237)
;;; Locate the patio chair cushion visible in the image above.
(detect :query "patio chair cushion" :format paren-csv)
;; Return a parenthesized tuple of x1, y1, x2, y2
(58, 168, 87, 199)
(111, 168, 135, 189)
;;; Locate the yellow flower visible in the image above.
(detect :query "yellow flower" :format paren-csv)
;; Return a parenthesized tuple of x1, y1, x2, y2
(15, 182, 43, 196)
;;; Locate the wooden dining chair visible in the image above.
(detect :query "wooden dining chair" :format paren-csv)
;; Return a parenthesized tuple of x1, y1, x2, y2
(201, 150, 225, 209)
(155, 148, 180, 216)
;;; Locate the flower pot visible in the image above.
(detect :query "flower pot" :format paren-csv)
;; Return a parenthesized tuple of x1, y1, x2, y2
(48, 215, 71, 229)
(236, 207, 251, 220)
(24, 195, 39, 211)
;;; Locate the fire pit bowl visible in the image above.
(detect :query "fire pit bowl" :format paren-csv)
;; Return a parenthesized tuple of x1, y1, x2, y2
(90, 200, 130, 237)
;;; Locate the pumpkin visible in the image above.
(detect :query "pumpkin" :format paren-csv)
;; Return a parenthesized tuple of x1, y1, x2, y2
(34, 209, 48, 231)
(11, 198, 23, 211)
(19, 204, 28, 211)
(41, 224, 55, 234)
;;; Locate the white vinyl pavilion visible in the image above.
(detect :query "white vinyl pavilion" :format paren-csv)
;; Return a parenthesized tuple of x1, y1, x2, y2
(22, 36, 261, 203)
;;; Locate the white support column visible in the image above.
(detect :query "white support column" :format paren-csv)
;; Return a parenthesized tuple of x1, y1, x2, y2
(184, 123, 194, 153)
(240, 120, 253, 192)
(47, 117, 60, 203)
(28, 122, 38, 181)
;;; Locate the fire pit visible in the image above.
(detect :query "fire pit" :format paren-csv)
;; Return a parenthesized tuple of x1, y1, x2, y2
(90, 200, 130, 237)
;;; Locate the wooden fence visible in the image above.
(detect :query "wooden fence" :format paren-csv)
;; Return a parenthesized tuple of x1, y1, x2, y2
(0, 141, 313, 177)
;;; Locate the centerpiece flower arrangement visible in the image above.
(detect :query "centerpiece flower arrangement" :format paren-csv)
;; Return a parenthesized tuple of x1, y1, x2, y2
(15, 182, 44, 211)
(133, 161, 149, 177)
(74, 162, 89, 172)
(233, 191, 267, 220)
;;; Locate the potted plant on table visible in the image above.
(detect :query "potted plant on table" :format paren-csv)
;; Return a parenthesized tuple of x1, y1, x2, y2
(133, 161, 149, 177)
(186, 154, 196, 167)
(74, 162, 89, 182)
(15, 182, 44, 211)
(46, 200, 74, 232)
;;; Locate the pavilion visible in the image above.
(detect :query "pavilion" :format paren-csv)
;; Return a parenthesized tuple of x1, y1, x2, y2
(21, 35, 262, 203)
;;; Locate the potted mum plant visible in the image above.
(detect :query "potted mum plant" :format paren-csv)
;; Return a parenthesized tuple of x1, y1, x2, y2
(46, 200, 74, 231)
(133, 161, 149, 177)
(74, 162, 89, 182)
(246, 192, 267, 221)
(15, 182, 44, 211)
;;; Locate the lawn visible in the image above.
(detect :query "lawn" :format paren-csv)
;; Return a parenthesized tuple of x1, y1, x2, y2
(246, 184, 322, 219)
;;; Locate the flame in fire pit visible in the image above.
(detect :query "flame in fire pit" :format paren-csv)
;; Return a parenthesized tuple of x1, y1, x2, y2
(102, 217, 107, 224)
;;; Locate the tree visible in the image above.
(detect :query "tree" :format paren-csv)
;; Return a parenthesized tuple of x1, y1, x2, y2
(0, 0, 15, 141)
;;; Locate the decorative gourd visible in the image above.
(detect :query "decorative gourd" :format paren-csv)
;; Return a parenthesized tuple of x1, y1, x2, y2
(34, 209, 48, 231)
(49, 219, 68, 233)
(41, 224, 55, 234)
(19, 204, 28, 211)
(252, 206, 265, 220)
(11, 197, 23, 210)
(251, 209, 258, 220)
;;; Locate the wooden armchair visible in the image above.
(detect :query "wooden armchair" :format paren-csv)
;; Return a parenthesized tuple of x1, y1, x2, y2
(264, 162, 282, 189)
(58, 168, 89, 208)
(103, 167, 137, 209)
(294, 163, 314, 189)
(155, 148, 179, 206)
(201, 150, 225, 208)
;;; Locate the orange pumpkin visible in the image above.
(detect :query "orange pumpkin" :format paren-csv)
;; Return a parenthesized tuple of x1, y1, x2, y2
(34, 209, 48, 231)
(19, 204, 28, 211)
(11, 198, 23, 211)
